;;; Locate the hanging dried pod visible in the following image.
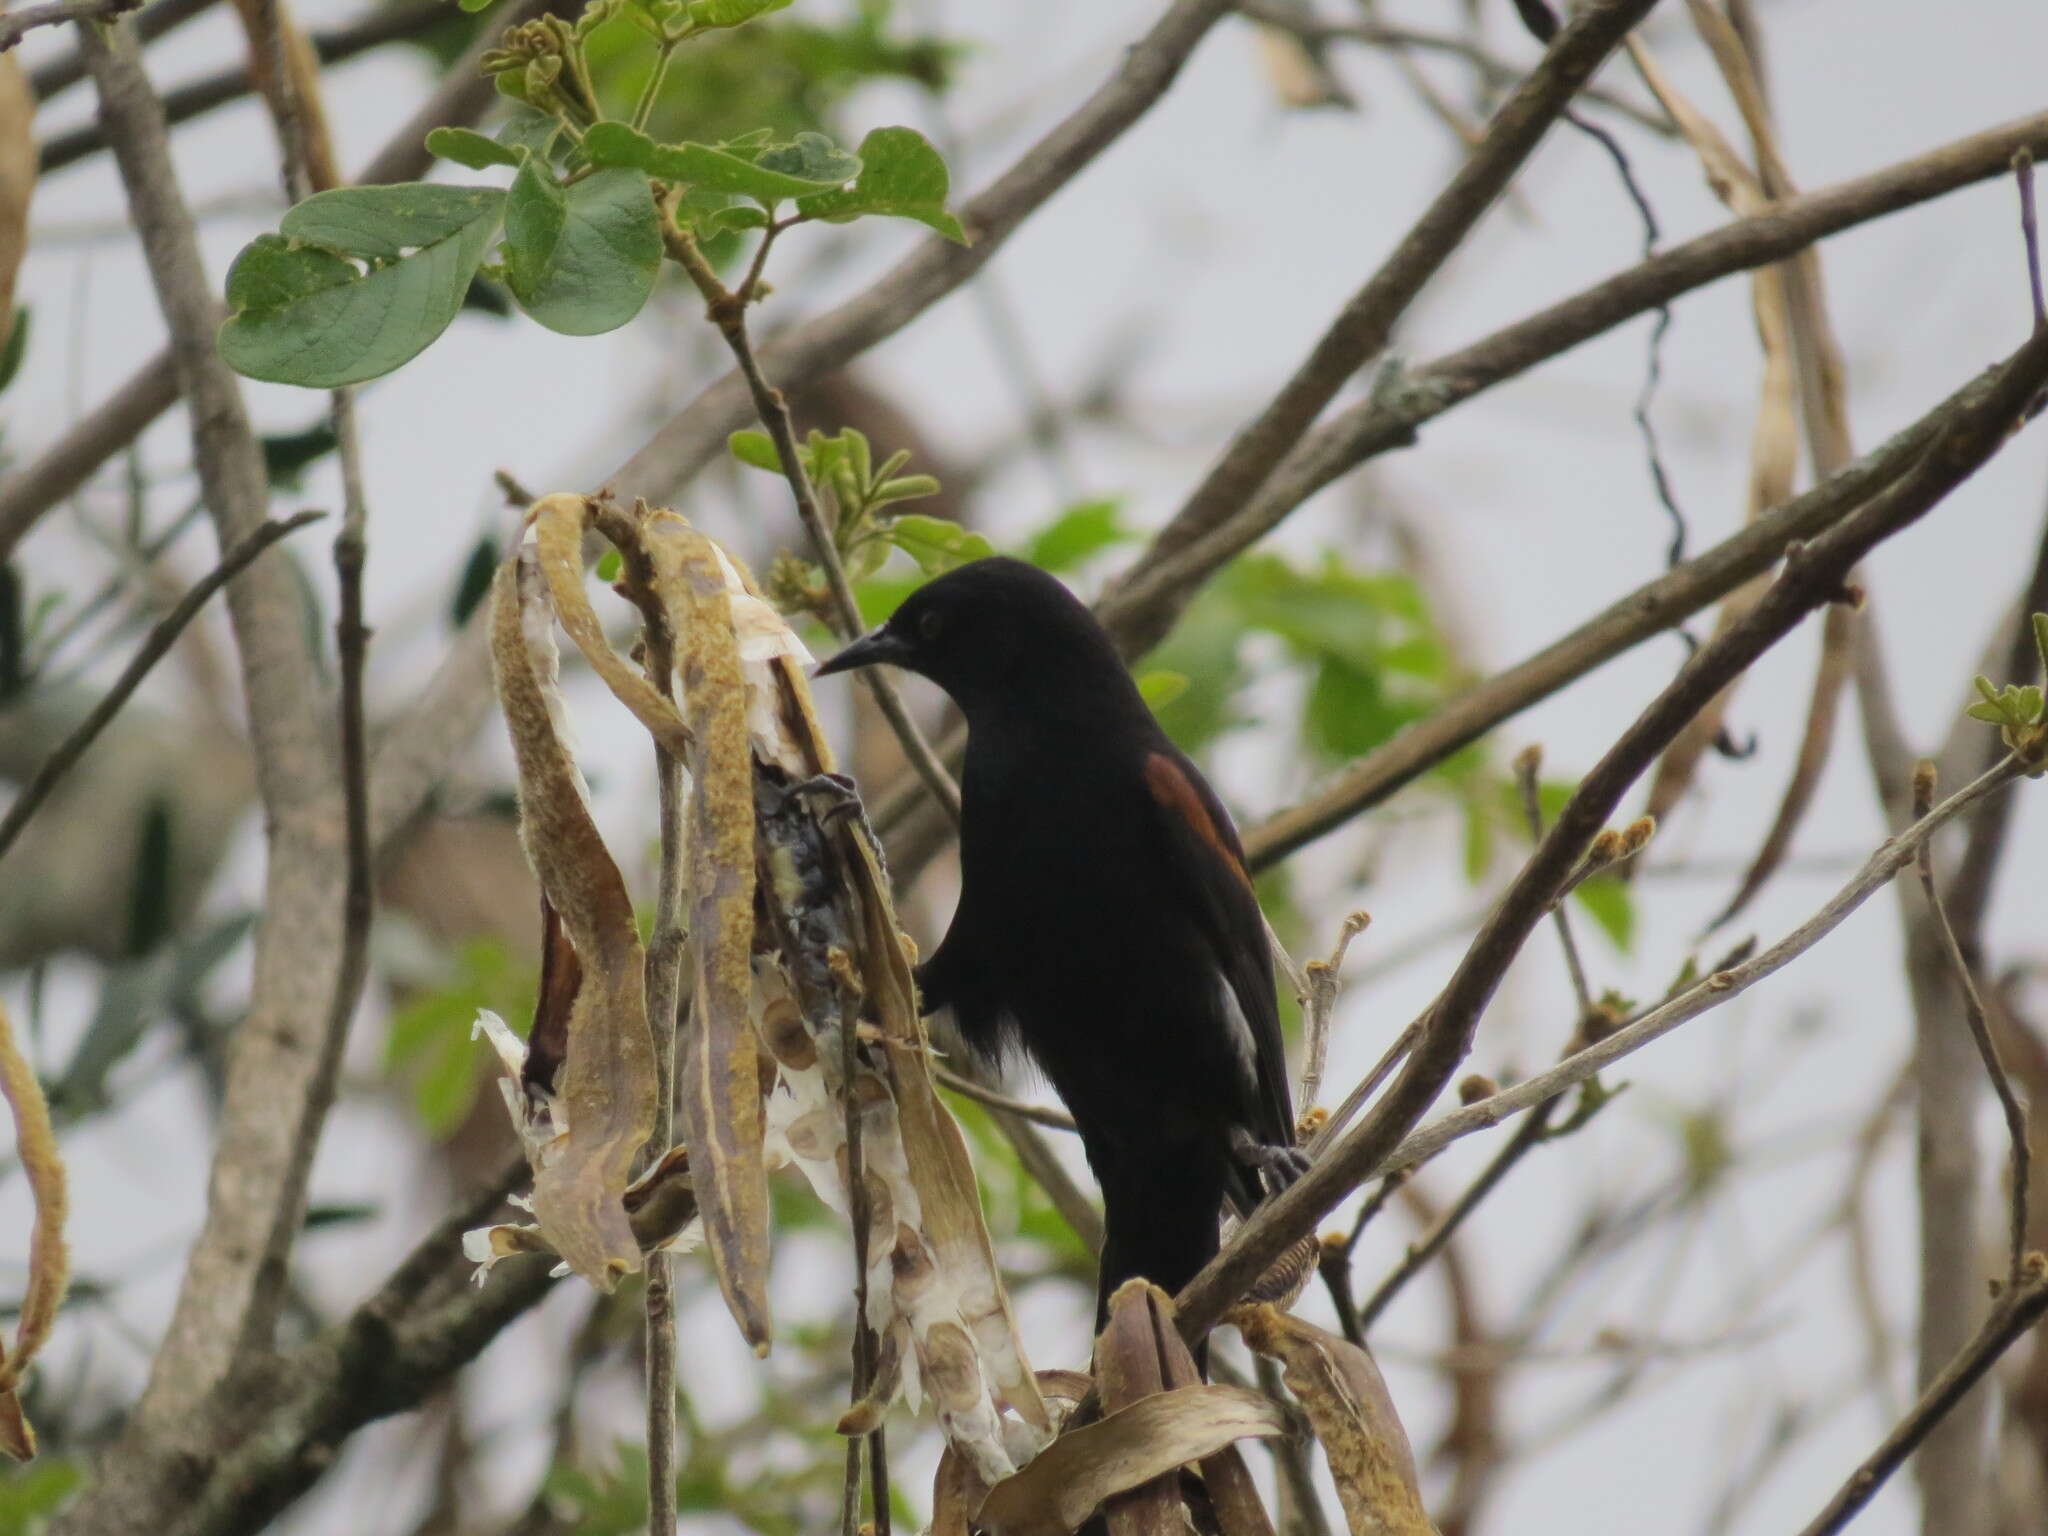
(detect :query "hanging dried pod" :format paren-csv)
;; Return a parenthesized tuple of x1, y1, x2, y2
(469, 494, 1045, 1480)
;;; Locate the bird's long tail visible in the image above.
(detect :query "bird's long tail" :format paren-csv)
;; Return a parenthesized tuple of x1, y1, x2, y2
(1093, 1147, 1235, 1353)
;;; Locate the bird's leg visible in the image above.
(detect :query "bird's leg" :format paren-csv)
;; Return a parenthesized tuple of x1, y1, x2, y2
(1230, 1127, 1313, 1194)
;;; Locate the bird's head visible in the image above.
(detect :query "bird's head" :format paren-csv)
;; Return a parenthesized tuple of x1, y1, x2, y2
(814, 556, 1128, 719)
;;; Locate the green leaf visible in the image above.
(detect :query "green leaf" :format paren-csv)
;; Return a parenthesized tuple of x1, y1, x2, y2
(1138, 670, 1190, 711)
(844, 536, 891, 583)
(795, 125, 966, 241)
(854, 572, 921, 625)
(1574, 874, 1635, 952)
(583, 121, 849, 202)
(686, 0, 793, 27)
(701, 203, 771, 237)
(505, 166, 660, 335)
(597, 549, 623, 583)
(219, 186, 505, 386)
(1025, 498, 1132, 572)
(458, 0, 495, 10)
(757, 131, 860, 186)
(280, 183, 503, 261)
(728, 429, 782, 472)
(1966, 700, 2010, 724)
(497, 110, 563, 160)
(502, 154, 567, 300)
(2019, 684, 2046, 723)
(868, 474, 939, 508)
(2032, 612, 2048, 678)
(887, 513, 993, 575)
(426, 126, 523, 170)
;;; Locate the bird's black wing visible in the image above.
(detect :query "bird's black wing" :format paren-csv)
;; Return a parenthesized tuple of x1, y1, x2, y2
(1140, 748, 1296, 1152)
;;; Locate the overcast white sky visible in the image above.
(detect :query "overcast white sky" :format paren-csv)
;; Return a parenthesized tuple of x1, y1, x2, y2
(9, 0, 2048, 1531)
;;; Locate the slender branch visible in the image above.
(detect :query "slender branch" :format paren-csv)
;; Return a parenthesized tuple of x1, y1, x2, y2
(1174, 330, 2048, 1341)
(0, 509, 322, 867)
(1231, 338, 2017, 869)
(1376, 756, 2025, 1181)
(664, 223, 962, 824)
(1232, 0, 1674, 134)
(0, 0, 141, 52)
(1913, 763, 2033, 1294)
(1101, 108, 2048, 660)
(1136, 0, 1659, 568)
(933, 1065, 1078, 1132)
(28, 0, 213, 100)
(1794, 1261, 2048, 1536)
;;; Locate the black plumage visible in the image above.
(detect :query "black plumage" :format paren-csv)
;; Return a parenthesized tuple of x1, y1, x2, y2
(816, 557, 1301, 1331)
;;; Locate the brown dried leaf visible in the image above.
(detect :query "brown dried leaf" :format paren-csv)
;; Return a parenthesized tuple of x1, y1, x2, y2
(977, 1384, 1286, 1536)
(488, 556, 655, 1287)
(1236, 1306, 1435, 1536)
(0, 999, 68, 1462)
(651, 518, 771, 1352)
(1093, 1281, 1182, 1534)
(933, 1444, 990, 1536)
(530, 494, 694, 760)
(0, 56, 29, 357)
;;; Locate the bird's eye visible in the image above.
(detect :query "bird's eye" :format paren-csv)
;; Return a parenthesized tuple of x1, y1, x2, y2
(918, 609, 944, 642)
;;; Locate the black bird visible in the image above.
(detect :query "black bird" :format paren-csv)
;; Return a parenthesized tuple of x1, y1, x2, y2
(816, 557, 1302, 1331)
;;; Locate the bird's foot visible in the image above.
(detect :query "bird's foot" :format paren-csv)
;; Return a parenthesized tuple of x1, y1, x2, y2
(792, 771, 862, 824)
(1231, 1129, 1313, 1194)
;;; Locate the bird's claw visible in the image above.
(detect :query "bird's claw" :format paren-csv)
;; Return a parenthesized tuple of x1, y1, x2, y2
(1232, 1130, 1312, 1193)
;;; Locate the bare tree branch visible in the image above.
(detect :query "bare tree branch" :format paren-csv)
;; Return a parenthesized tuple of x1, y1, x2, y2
(1132, 0, 1658, 566)
(1175, 327, 2048, 1341)
(0, 0, 142, 53)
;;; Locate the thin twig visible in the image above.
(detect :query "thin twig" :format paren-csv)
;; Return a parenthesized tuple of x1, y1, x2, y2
(1138, 0, 1657, 570)
(663, 222, 962, 825)
(1377, 757, 2025, 1180)
(28, 0, 212, 100)
(1102, 109, 2048, 663)
(0, 0, 141, 51)
(2018, 149, 2045, 332)
(596, 501, 691, 1536)
(1176, 327, 2048, 1340)
(1514, 747, 1596, 1020)
(932, 1065, 1078, 1132)
(1793, 1261, 2048, 1536)
(1298, 910, 1369, 1114)
(1233, 0, 1673, 134)
(0, 511, 321, 866)
(1912, 762, 2033, 1293)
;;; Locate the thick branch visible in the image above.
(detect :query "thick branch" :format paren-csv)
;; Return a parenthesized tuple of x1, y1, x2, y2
(1102, 108, 2048, 658)
(1174, 328, 2048, 1339)
(1138, 0, 1659, 566)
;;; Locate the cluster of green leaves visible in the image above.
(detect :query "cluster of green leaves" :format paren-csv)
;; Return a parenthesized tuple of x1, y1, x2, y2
(216, 0, 963, 389)
(737, 426, 989, 623)
(1964, 612, 2048, 769)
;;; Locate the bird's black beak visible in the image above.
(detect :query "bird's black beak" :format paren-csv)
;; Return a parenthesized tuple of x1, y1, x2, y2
(814, 626, 911, 678)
